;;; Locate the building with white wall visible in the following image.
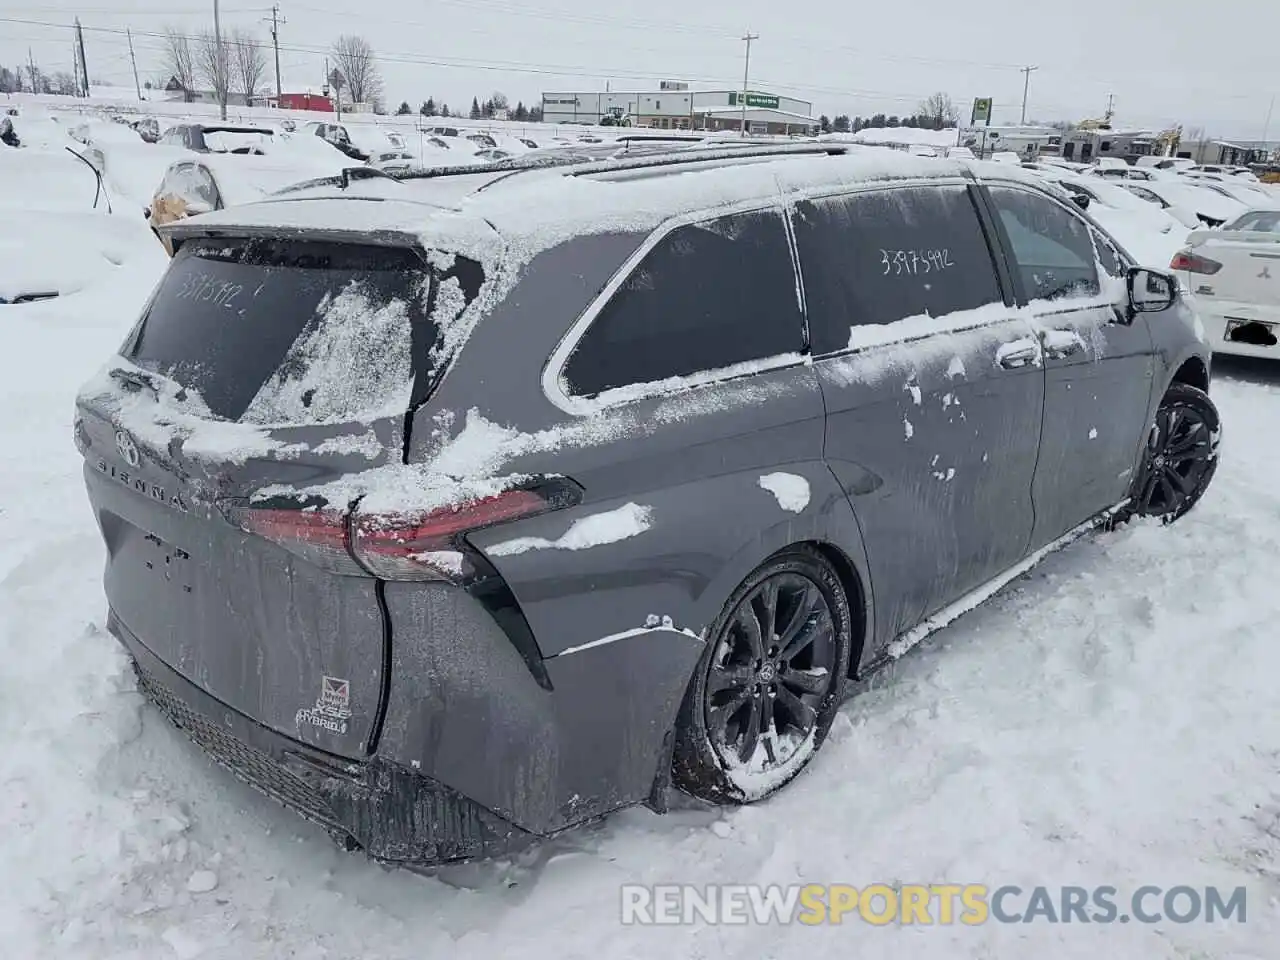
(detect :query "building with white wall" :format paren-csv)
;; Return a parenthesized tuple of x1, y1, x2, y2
(541, 86, 817, 136)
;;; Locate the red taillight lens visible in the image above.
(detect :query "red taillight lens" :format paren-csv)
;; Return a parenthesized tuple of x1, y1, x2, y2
(231, 479, 581, 581)
(351, 488, 555, 581)
(234, 504, 365, 575)
(1170, 251, 1223, 275)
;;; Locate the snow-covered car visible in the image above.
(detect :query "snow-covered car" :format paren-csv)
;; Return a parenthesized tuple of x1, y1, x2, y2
(1026, 168, 1188, 265)
(466, 132, 498, 149)
(301, 121, 369, 161)
(77, 145, 1217, 870)
(147, 152, 346, 253)
(1180, 174, 1277, 207)
(0, 144, 161, 303)
(1136, 156, 1195, 173)
(158, 124, 273, 155)
(474, 147, 514, 161)
(1118, 178, 1246, 227)
(367, 149, 418, 174)
(1173, 209, 1280, 358)
(130, 117, 161, 143)
(1117, 183, 1204, 230)
(1087, 165, 1163, 182)
(945, 146, 976, 159)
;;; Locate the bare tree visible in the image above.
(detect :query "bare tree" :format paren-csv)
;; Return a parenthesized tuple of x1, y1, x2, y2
(230, 28, 267, 104)
(48, 71, 78, 96)
(196, 28, 232, 113)
(330, 35, 383, 108)
(161, 26, 197, 103)
(917, 91, 959, 129)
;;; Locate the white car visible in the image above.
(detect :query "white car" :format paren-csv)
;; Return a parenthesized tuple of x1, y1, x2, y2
(1087, 165, 1164, 183)
(1118, 183, 1204, 229)
(1026, 168, 1187, 265)
(1180, 174, 1277, 207)
(1118, 178, 1246, 227)
(1173, 209, 1280, 358)
(1136, 156, 1196, 173)
(368, 149, 417, 174)
(1092, 156, 1130, 171)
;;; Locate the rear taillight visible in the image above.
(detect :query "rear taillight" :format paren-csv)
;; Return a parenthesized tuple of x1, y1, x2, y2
(352, 485, 574, 581)
(234, 504, 365, 575)
(1170, 251, 1223, 275)
(229, 479, 580, 581)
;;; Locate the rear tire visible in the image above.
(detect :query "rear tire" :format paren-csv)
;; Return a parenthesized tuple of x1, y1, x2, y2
(672, 546, 852, 804)
(1126, 382, 1220, 523)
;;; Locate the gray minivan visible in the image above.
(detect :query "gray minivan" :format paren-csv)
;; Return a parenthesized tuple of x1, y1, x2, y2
(75, 145, 1218, 866)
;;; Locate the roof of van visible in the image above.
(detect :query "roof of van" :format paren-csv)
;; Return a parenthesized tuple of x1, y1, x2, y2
(167, 146, 1024, 262)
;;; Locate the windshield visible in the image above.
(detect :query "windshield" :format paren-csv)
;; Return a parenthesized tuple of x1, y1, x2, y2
(1225, 210, 1280, 233)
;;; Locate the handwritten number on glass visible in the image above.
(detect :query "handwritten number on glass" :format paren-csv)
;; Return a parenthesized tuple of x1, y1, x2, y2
(879, 248, 954, 277)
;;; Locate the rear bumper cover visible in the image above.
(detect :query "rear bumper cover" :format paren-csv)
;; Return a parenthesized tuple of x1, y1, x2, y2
(111, 611, 534, 865)
(1192, 297, 1280, 359)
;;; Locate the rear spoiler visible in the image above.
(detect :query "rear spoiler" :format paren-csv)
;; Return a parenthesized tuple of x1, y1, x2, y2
(1186, 228, 1280, 247)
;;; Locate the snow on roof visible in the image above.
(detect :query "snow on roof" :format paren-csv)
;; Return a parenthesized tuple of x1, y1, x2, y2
(838, 127, 960, 148)
(691, 106, 818, 122)
(184, 149, 967, 262)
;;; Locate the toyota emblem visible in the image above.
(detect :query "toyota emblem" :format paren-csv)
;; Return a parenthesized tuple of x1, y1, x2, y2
(114, 429, 140, 468)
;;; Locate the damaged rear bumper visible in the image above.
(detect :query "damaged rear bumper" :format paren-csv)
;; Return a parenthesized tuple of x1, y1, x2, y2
(112, 612, 534, 865)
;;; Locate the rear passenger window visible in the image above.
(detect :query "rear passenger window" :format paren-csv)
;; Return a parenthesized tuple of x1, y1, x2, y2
(988, 187, 1100, 302)
(793, 186, 1003, 355)
(562, 209, 803, 397)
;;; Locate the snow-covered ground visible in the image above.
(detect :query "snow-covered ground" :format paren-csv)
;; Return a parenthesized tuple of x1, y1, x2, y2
(4, 112, 1280, 959)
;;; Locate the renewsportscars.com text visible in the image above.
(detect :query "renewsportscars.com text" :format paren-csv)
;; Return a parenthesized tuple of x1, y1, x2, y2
(620, 883, 1248, 926)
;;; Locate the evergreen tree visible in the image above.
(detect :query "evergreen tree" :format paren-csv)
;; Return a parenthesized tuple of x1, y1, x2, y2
(870, 113, 887, 128)
(887, 115, 900, 127)
(832, 114, 851, 133)
(482, 98, 494, 118)
(470, 97, 481, 119)
(852, 116, 863, 132)
(395, 100, 412, 115)
(819, 114, 831, 134)
(440, 104, 450, 117)
(529, 104, 543, 122)
(514, 101, 528, 121)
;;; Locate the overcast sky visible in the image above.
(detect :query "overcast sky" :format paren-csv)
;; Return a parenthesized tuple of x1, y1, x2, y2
(2, 0, 1277, 138)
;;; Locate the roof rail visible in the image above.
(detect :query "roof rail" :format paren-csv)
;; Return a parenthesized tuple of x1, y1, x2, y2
(562, 142, 853, 178)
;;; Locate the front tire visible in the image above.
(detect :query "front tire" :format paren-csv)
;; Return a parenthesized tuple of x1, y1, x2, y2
(1128, 382, 1220, 522)
(672, 546, 852, 804)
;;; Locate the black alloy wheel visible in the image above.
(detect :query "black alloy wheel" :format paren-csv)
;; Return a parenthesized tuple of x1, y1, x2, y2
(672, 546, 853, 803)
(1132, 382, 1220, 523)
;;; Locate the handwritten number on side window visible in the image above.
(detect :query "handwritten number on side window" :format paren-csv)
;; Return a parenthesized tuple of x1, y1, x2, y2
(879, 248, 955, 277)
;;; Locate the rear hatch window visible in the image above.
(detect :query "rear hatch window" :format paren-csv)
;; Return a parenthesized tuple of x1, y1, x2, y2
(124, 237, 482, 425)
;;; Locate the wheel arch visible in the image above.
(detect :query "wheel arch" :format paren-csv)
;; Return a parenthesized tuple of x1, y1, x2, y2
(1170, 355, 1210, 394)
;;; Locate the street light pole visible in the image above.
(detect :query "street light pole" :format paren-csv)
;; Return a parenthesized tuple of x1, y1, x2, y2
(740, 31, 758, 137)
(1019, 65, 1038, 126)
(213, 0, 226, 120)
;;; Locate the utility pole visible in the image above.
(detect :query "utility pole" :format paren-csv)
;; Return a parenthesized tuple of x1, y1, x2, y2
(263, 3, 285, 101)
(213, 0, 227, 120)
(1105, 93, 1115, 122)
(1262, 94, 1275, 155)
(27, 48, 38, 94)
(739, 31, 758, 138)
(128, 28, 142, 101)
(1019, 65, 1038, 126)
(75, 18, 89, 97)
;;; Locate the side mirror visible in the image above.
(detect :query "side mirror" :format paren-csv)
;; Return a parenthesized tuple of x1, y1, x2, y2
(1070, 193, 1091, 210)
(1128, 266, 1177, 313)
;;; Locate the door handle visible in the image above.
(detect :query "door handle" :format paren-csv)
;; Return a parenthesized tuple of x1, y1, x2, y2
(996, 337, 1042, 369)
(1041, 329, 1087, 359)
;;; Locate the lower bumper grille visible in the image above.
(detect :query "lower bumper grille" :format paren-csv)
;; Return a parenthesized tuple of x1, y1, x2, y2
(134, 661, 350, 837)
